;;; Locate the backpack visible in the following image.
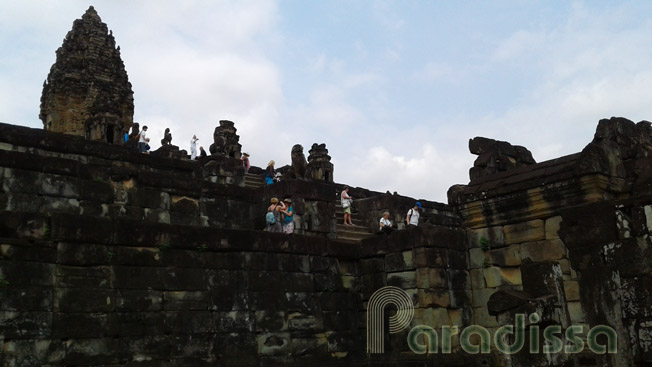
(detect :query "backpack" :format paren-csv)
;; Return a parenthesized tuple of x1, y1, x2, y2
(265, 211, 276, 225)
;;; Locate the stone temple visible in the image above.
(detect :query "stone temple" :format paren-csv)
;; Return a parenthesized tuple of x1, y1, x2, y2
(2, 6, 652, 367)
(39, 6, 134, 144)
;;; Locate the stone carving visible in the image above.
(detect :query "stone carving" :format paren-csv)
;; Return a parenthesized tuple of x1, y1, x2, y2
(305, 143, 334, 183)
(124, 122, 140, 150)
(39, 6, 134, 144)
(468, 137, 536, 181)
(209, 120, 242, 158)
(282, 144, 308, 180)
(161, 128, 172, 146)
(578, 117, 652, 178)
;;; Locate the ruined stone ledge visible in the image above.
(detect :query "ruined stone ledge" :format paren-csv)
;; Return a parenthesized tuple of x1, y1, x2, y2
(0, 122, 198, 173)
(455, 174, 614, 228)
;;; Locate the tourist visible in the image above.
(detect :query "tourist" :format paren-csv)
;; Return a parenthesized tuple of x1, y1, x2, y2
(200, 146, 207, 158)
(242, 153, 250, 174)
(406, 202, 422, 227)
(138, 125, 148, 153)
(265, 160, 275, 185)
(341, 186, 353, 225)
(379, 211, 394, 234)
(280, 198, 294, 234)
(124, 130, 128, 143)
(190, 135, 199, 160)
(266, 197, 284, 232)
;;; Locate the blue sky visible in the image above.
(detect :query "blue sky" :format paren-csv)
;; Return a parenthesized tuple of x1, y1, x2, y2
(2, 1, 652, 202)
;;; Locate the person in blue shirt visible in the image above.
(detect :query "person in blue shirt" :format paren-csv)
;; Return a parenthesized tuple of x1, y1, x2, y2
(280, 198, 294, 234)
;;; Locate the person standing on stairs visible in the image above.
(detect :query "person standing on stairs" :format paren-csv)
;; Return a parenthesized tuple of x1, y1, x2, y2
(242, 153, 250, 174)
(341, 186, 353, 225)
(406, 202, 422, 227)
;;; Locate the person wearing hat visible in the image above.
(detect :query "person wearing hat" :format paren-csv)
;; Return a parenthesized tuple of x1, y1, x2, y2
(265, 160, 275, 185)
(406, 202, 422, 227)
(266, 197, 285, 232)
(242, 153, 250, 174)
(280, 198, 294, 234)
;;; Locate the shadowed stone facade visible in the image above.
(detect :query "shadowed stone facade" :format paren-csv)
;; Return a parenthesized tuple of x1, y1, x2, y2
(3, 117, 652, 366)
(3, 6, 652, 367)
(39, 6, 134, 144)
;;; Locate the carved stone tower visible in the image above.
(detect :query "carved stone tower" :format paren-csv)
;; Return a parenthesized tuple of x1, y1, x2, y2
(209, 120, 242, 158)
(39, 6, 134, 144)
(306, 143, 334, 183)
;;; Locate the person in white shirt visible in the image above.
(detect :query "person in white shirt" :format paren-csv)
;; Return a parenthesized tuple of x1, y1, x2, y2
(190, 135, 199, 160)
(406, 202, 422, 227)
(341, 186, 353, 225)
(379, 211, 394, 234)
(138, 126, 148, 154)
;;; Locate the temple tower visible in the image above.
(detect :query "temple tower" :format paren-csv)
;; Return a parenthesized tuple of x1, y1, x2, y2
(39, 6, 134, 144)
(306, 143, 334, 182)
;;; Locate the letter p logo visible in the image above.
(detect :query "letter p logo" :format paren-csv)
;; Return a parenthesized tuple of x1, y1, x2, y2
(367, 286, 414, 354)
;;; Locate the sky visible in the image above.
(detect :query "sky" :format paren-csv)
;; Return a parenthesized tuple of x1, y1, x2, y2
(2, 1, 652, 203)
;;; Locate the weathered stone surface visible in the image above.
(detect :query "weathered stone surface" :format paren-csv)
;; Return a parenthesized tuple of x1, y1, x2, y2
(305, 143, 334, 183)
(487, 245, 521, 266)
(545, 215, 562, 239)
(418, 288, 450, 308)
(468, 137, 536, 181)
(469, 268, 485, 289)
(468, 247, 487, 269)
(467, 226, 504, 248)
(520, 239, 567, 262)
(40, 6, 133, 143)
(503, 219, 544, 245)
(386, 271, 417, 289)
(482, 266, 522, 287)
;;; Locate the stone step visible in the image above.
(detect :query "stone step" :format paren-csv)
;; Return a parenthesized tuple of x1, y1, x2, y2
(243, 173, 264, 188)
(336, 232, 376, 242)
(336, 224, 370, 233)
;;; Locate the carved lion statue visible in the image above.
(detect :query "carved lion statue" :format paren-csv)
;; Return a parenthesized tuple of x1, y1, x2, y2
(209, 126, 225, 155)
(283, 144, 308, 180)
(160, 128, 172, 146)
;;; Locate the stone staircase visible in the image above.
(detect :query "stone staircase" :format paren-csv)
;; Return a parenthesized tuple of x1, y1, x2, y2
(335, 203, 376, 243)
(244, 173, 265, 189)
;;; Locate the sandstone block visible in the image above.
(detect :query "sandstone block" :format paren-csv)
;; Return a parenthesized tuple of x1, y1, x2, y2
(545, 216, 562, 239)
(567, 301, 585, 323)
(473, 306, 498, 328)
(563, 280, 580, 301)
(387, 271, 417, 289)
(385, 250, 414, 272)
(256, 310, 287, 332)
(520, 239, 567, 262)
(487, 245, 521, 266)
(469, 247, 487, 269)
(418, 288, 450, 308)
(470, 268, 486, 289)
(483, 266, 522, 287)
(472, 288, 496, 308)
(257, 332, 291, 356)
(503, 219, 544, 245)
(447, 269, 470, 290)
(467, 226, 504, 248)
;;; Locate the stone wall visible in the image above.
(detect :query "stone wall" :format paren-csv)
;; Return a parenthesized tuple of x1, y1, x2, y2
(3, 117, 652, 366)
(449, 117, 652, 366)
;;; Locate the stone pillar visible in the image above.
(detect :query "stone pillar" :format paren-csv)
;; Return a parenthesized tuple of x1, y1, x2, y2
(209, 120, 242, 158)
(306, 143, 334, 183)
